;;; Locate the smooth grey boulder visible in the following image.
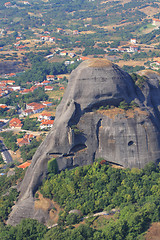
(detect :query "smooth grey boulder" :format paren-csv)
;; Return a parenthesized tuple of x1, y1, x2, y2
(7, 59, 160, 225)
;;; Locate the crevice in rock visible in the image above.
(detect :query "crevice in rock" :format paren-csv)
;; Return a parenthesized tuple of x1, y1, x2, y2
(128, 141, 134, 146)
(96, 118, 102, 149)
(70, 144, 87, 153)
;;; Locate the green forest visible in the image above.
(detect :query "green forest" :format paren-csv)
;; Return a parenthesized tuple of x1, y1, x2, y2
(0, 161, 160, 239)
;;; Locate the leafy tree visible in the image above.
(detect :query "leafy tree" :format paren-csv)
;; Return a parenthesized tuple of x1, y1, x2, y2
(123, 53, 130, 61)
(22, 117, 39, 131)
(66, 213, 81, 226)
(47, 158, 58, 176)
(118, 101, 129, 110)
(15, 219, 47, 240)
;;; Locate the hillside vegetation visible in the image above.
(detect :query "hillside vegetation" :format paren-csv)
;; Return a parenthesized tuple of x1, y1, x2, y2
(1, 161, 160, 239)
(39, 161, 160, 239)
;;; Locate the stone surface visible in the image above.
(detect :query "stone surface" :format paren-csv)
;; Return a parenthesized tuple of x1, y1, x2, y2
(7, 59, 160, 225)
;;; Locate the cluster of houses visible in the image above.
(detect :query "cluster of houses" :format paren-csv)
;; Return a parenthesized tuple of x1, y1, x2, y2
(4, 1, 30, 8)
(40, 28, 79, 43)
(45, 49, 76, 60)
(57, 28, 79, 35)
(17, 133, 35, 147)
(20, 101, 53, 117)
(38, 112, 54, 130)
(0, 73, 66, 97)
(14, 42, 27, 51)
(109, 39, 139, 53)
(0, 79, 17, 97)
(109, 45, 139, 53)
(9, 108, 54, 131)
(9, 118, 23, 128)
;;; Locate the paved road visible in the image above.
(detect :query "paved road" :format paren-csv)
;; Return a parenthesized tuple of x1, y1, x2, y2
(0, 119, 10, 132)
(0, 140, 13, 164)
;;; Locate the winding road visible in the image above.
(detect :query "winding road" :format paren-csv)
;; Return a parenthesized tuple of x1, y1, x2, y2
(0, 140, 13, 164)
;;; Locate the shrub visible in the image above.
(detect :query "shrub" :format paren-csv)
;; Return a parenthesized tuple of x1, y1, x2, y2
(47, 158, 58, 176)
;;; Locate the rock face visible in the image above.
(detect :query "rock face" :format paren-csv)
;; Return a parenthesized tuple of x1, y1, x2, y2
(7, 59, 160, 225)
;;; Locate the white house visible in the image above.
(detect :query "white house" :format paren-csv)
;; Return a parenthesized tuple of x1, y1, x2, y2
(40, 120, 54, 129)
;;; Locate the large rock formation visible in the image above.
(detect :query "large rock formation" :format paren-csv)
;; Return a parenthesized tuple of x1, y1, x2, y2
(7, 59, 160, 225)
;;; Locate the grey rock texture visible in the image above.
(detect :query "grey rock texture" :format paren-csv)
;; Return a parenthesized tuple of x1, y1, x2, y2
(7, 59, 160, 225)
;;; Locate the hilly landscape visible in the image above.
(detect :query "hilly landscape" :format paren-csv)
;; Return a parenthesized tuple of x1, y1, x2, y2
(1, 0, 160, 239)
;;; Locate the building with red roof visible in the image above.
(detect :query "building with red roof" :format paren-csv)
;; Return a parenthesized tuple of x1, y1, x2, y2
(26, 102, 44, 113)
(18, 162, 31, 169)
(38, 112, 53, 121)
(80, 56, 90, 61)
(20, 89, 32, 94)
(57, 76, 63, 80)
(46, 75, 55, 80)
(17, 134, 35, 147)
(44, 86, 54, 91)
(17, 138, 30, 147)
(9, 73, 16, 77)
(41, 80, 50, 85)
(59, 86, 65, 90)
(40, 120, 54, 129)
(4, 2, 12, 7)
(9, 118, 22, 128)
(0, 105, 8, 110)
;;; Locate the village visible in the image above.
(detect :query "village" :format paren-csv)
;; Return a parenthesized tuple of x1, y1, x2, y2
(0, 70, 68, 169)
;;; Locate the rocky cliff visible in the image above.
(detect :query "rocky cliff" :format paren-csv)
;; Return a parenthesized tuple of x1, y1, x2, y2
(7, 59, 160, 225)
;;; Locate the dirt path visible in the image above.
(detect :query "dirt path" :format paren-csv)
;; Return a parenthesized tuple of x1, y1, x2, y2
(145, 222, 160, 240)
(34, 192, 62, 226)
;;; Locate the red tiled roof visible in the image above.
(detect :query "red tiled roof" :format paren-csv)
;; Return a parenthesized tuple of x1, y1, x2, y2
(45, 86, 53, 90)
(4, 2, 11, 5)
(26, 103, 44, 111)
(10, 118, 21, 124)
(18, 162, 31, 169)
(153, 18, 160, 22)
(59, 86, 65, 90)
(46, 75, 55, 78)
(80, 56, 90, 61)
(41, 120, 54, 125)
(9, 118, 22, 128)
(0, 83, 6, 87)
(23, 133, 34, 139)
(42, 80, 50, 84)
(20, 89, 32, 94)
(0, 105, 7, 109)
(9, 73, 16, 77)
(40, 112, 52, 117)
(17, 138, 29, 145)
(24, 109, 34, 114)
